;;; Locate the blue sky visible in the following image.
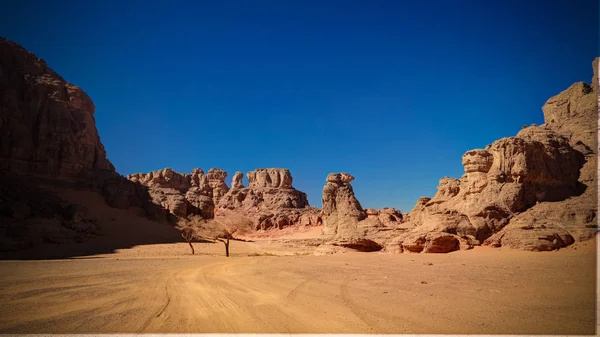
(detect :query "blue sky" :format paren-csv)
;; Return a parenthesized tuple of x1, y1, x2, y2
(1, 1, 597, 211)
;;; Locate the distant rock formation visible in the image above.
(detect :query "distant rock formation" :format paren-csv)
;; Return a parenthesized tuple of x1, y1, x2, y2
(128, 167, 321, 230)
(321, 173, 367, 236)
(246, 168, 293, 188)
(2, 36, 595, 254)
(231, 171, 244, 189)
(206, 169, 229, 205)
(319, 172, 406, 251)
(216, 168, 320, 230)
(389, 57, 599, 253)
(127, 167, 230, 219)
(365, 208, 404, 227)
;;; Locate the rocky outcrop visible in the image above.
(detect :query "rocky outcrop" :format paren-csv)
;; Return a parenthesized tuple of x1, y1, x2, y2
(481, 58, 599, 251)
(0, 38, 114, 180)
(0, 173, 98, 251)
(231, 171, 244, 189)
(365, 208, 403, 227)
(207, 169, 229, 205)
(127, 167, 230, 220)
(386, 232, 476, 254)
(247, 168, 293, 188)
(321, 173, 367, 236)
(216, 168, 319, 230)
(389, 58, 598, 253)
(127, 167, 320, 230)
(320, 173, 405, 250)
(392, 128, 585, 251)
(0, 38, 159, 250)
(128, 168, 191, 189)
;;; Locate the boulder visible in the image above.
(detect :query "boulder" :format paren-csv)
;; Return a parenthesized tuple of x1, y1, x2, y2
(386, 232, 475, 254)
(484, 223, 575, 251)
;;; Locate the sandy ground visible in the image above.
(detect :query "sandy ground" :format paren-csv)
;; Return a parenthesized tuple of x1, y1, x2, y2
(0, 190, 597, 334)
(0, 240, 597, 334)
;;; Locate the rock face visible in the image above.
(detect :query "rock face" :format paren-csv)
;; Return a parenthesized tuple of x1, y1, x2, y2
(365, 208, 404, 227)
(320, 173, 406, 250)
(128, 167, 320, 230)
(388, 58, 598, 253)
(247, 168, 293, 188)
(231, 171, 244, 189)
(321, 173, 367, 236)
(0, 38, 157, 250)
(386, 232, 476, 254)
(480, 60, 599, 251)
(216, 168, 320, 230)
(127, 167, 230, 220)
(0, 173, 97, 251)
(206, 169, 229, 205)
(0, 38, 114, 180)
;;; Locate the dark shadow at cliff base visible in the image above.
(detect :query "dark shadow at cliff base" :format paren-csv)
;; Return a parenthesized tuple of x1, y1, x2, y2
(0, 172, 203, 260)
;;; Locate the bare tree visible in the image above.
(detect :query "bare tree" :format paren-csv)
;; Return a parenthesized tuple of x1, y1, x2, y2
(188, 213, 252, 257)
(180, 226, 195, 255)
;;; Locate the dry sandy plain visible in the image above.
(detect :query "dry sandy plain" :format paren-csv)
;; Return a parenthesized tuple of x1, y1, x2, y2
(0, 190, 597, 334)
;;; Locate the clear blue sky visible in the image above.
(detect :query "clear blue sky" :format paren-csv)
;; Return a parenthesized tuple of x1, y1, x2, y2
(1, 1, 597, 211)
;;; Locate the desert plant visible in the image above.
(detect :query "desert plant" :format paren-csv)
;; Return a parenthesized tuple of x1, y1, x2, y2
(180, 226, 195, 255)
(188, 213, 252, 257)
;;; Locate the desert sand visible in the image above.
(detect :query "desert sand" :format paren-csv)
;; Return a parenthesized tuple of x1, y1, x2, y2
(0, 193, 597, 335)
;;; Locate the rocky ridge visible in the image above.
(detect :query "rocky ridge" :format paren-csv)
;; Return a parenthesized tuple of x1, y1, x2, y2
(216, 168, 320, 230)
(0, 37, 596, 254)
(128, 167, 321, 231)
(383, 58, 599, 253)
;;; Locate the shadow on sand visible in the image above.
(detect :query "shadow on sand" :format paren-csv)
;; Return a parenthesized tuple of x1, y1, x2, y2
(0, 173, 217, 260)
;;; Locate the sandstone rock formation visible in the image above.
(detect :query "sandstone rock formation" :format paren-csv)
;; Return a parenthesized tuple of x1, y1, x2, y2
(386, 232, 476, 254)
(481, 58, 599, 251)
(321, 173, 367, 236)
(127, 167, 230, 220)
(207, 169, 229, 205)
(0, 38, 114, 180)
(247, 168, 293, 188)
(319, 173, 407, 251)
(365, 208, 404, 227)
(128, 167, 320, 231)
(216, 168, 320, 230)
(231, 171, 244, 189)
(0, 168, 105, 251)
(388, 58, 598, 252)
(0, 38, 155, 250)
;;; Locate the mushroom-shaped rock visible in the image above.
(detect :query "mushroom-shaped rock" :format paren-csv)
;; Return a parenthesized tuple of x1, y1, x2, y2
(206, 168, 229, 204)
(321, 172, 367, 237)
